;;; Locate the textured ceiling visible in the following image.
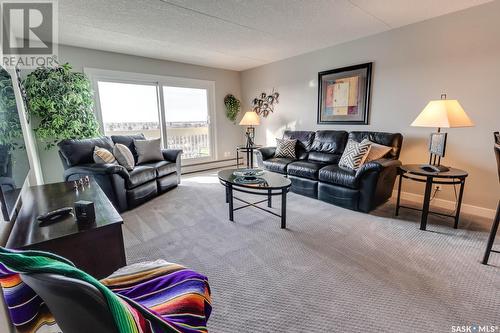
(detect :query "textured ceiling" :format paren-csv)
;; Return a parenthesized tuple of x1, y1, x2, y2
(57, 0, 492, 71)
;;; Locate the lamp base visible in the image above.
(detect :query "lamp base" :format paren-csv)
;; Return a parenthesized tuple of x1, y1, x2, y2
(420, 164, 449, 173)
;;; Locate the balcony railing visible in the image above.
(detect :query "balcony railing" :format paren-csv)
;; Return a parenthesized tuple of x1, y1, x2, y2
(104, 121, 210, 160)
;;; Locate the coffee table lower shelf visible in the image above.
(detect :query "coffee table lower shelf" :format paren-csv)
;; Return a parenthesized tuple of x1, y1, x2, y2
(220, 181, 290, 229)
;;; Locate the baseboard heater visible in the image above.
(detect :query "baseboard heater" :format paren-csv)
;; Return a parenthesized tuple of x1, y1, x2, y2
(182, 157, 243, 175)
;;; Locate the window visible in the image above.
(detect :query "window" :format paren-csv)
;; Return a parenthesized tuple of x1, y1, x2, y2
(163, 86, 210, 159)
(87, 69, 216, 164)
(97, 81, 161, 139)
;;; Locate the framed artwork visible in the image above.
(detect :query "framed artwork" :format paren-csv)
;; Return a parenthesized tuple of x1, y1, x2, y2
(429, 132, 447, 157)
(317, 62, 372, 125)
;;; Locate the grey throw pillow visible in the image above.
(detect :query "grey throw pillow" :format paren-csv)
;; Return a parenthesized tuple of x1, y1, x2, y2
(134, 138, 163, 164)
(339, 139, 371, 170)
(275, 138, 297, 159)
(113, 143, 135, 171)
(93, 146, 116, 164)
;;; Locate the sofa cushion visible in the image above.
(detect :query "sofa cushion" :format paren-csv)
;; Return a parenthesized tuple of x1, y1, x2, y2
(283, 130, 315, 159)
(134, 138, 163, 164)
(318, 164, 358, 189)
(348, 131, 403, 159)
(310, 130, 348, 154)
(275, 138, 297, 159)
(363, 139, 392, 163)
(113, 144, 135, 171)
(111, 134, 146, 163)
(125, 165, 156, 189)
(263, 157, 295, 174)
(58, 137, 114, 167)
(307, 130, 348, 163)
(307, 151, 342, 164)
(338, 139, 371, 170)
(287, 161, 326, 180)
(140, 160, 176, 178)
(93, 146, 116, 164)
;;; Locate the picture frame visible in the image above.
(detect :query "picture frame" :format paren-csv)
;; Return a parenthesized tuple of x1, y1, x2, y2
(317, 62, 372, 125)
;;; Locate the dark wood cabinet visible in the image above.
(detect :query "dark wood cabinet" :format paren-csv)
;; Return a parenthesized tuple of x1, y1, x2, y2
(6, 180, 126, 279)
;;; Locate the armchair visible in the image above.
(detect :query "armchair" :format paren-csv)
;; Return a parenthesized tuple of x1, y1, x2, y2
(58, 135, 182, 212)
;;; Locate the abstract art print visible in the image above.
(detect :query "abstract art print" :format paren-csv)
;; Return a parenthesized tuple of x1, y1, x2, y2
(317, 62, 372, 124)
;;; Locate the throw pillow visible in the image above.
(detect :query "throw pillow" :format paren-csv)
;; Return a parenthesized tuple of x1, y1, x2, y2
(93, 146, 116, 164)
(113, 144, 135, 171)
(362, 139, 392, 163)
(275, 138, 297, 159)
(134, 138, 164, 164)
(339, 139, 372, 170)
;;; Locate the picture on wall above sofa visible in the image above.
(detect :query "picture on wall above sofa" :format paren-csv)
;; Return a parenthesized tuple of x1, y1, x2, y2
(317, 62, 372, 125)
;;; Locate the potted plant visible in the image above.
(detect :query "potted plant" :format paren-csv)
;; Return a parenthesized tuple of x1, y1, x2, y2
(0, 68, 24, 179)
(23, 63, 100, 149)
(224, 94, 241, 123)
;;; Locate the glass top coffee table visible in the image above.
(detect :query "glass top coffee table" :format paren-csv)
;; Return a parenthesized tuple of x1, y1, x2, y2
(218, 169, 292, 228)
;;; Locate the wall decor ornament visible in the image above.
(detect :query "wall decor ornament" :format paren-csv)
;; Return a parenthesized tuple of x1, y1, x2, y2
(318, 62, 372, 125)
(252, 90, 279, 117)
(224, 94, 241, 123)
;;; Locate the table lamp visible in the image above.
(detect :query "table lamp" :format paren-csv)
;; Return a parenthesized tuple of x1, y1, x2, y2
(239, 111, 260, 147)
(411, 94, 474, 172)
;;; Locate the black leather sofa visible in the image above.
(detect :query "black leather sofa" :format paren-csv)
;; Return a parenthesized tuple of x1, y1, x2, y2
(58, 134, 182, 212)
(256, 130, 403, 212)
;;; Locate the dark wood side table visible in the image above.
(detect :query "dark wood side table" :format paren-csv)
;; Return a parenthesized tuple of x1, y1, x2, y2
(395, 164, 468, 231)
(6, 180, 126, 279)
(236, 145, 262, 169)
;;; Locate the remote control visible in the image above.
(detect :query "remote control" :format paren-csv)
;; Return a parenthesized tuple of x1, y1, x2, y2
(37, 207, 73, 224)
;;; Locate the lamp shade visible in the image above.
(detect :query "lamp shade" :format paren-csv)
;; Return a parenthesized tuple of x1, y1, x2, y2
(239, 111, 260, 126)
(411, 99, 474, 128)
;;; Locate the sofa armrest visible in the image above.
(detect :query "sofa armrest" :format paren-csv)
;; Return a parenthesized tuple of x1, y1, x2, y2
(257, 147, 276, 161)
(162, 149, 182, 184)
(255, 147, 276, 168)
(63, 163, 129, 180)
(356, 158, 402, 179)
(162, 149, 183, 163)
(63, 163, 129, 212)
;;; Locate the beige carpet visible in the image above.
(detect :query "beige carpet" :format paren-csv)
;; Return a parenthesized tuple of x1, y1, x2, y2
(121, 171, 499, 333)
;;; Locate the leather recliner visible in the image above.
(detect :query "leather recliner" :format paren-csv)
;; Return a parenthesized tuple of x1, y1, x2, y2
(58, 134, 182, 212)
(256, 130, 403, 213)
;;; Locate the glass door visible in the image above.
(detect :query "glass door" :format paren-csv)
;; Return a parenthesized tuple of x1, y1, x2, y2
(162, 86, 211, 160)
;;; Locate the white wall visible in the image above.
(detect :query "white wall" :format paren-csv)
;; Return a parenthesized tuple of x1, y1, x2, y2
(37, 45, 244, 183)
(240, 1, 500, 213)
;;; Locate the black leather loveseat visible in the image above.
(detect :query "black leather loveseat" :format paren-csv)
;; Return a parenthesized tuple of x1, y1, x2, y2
(58, 134, 182, 212)
(256, 130, 403, 212)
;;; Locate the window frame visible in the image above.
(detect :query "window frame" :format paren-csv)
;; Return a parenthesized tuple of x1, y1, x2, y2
(84, 68, 217, 165)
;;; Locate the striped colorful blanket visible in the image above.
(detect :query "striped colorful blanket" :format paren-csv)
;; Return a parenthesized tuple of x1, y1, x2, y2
(0, 247, 211, 333)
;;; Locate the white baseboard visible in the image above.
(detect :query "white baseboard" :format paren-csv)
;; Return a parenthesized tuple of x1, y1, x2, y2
(392, 190, 496, 219)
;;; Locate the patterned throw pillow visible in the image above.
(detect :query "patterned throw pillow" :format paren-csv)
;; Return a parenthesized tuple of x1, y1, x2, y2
(275, 138, 297, 159)
(339, 139, 372, 170)
(113, 143, 135, 171)
(93, 146, 116, 164)
(362, 139, 392, 163)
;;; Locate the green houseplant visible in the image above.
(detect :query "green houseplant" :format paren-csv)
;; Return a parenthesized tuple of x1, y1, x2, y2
(0, 68, 24, 151)
(224, 94, 241, 123)
(23, 63, 100, 149)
